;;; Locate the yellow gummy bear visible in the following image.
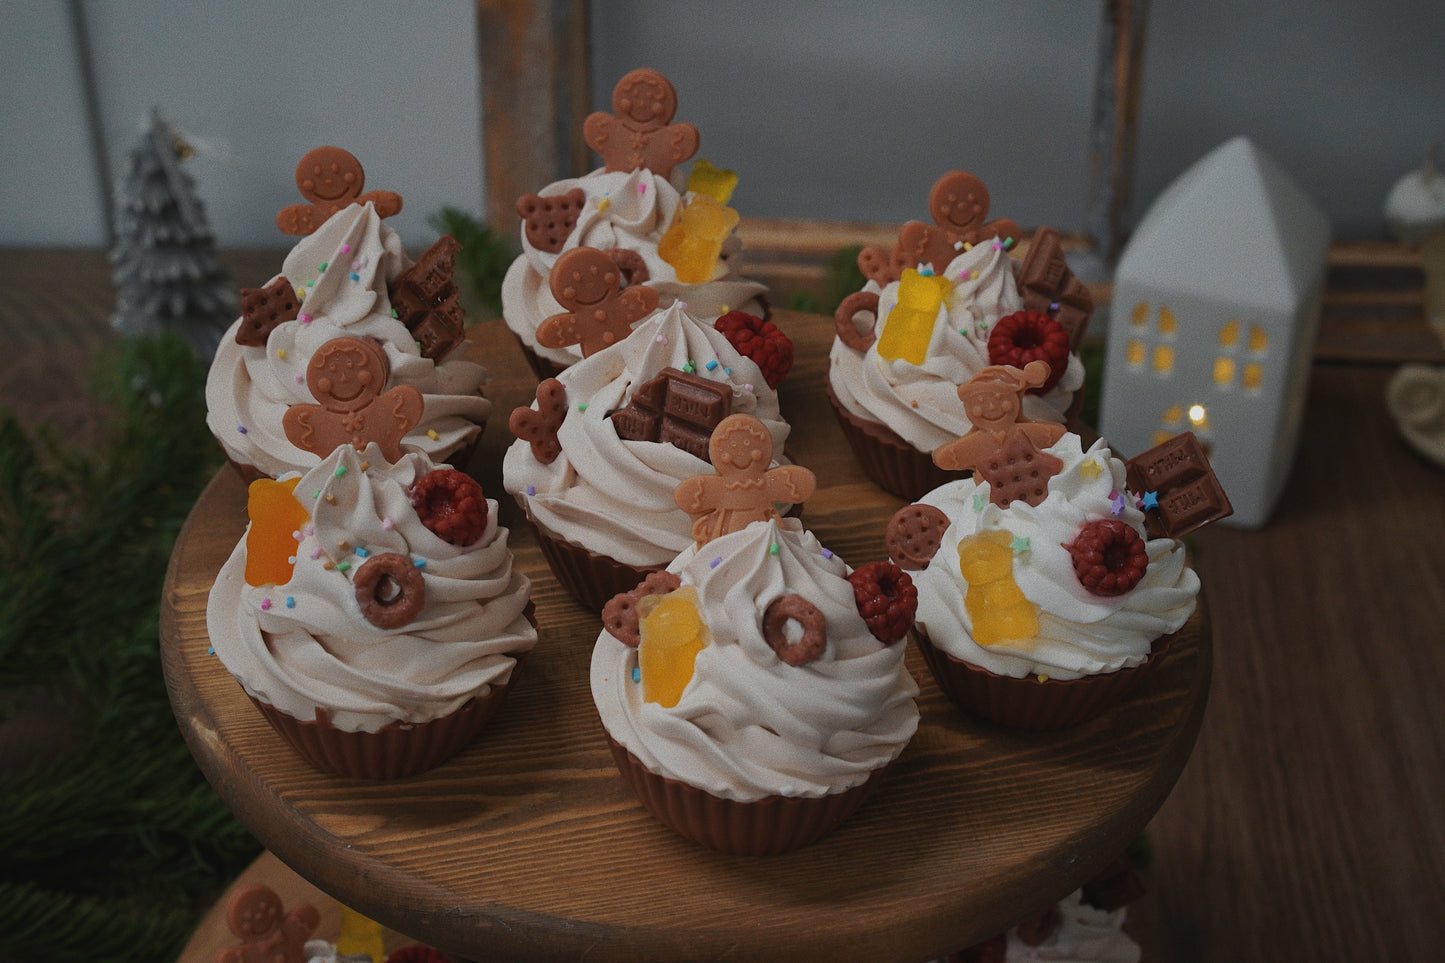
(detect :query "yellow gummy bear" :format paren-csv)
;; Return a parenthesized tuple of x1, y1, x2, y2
(336, 904, 385, 963)
(877, 268, 952, 365)
(658, 194, 739, 284)
(958, 530, 1039, 648)
(244, 477, 310, 587)
(637, 586, 710, 708)
(686, 157, 739, 205)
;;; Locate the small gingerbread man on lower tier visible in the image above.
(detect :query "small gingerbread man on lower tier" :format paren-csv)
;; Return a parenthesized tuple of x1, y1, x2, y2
(537, 247, 660, 357)
(217, 883, 319, 963)
(674, 413, 815, 546)
(283, 336, 423, 463)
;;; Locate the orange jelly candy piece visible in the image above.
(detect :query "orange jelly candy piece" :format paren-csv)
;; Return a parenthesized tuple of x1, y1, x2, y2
(244, 477, 311, 587)
(658, 194, 739, 284)
(637, 586, 710, 708)
(957, 530, 1039, 647)
(877, 268, 951, 365)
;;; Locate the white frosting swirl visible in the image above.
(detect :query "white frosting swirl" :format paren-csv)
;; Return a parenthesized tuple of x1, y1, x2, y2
(501, 168, 768, 368)
(502, 301, 788, 568)
(912, 434, 1198, 680)
(1000, 890, 1141, 962)
(591, 519, 919, 802)
(828, 241, 1084, 451)
(205, 203, 490, 478)
(207, 444, 535, 733)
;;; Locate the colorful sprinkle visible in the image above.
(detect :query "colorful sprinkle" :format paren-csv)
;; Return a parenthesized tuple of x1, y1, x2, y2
(310, 546, 322, 560)
(1011, 535, 1031, 554)
(355, 546, 370, 558)
(638, 183, 647, 196)
(318, 261, 328, 272)
(821, 548, 834, 560)
(598, 196, 611, 212)
(768, 542, 779, 556)
(655, 334, 668, 345)
(1109, 491, 1127, 516)
(286, 597, 295, 608)
(710, 556, 722, 569)
(208, 646, 215, 655)
(427, 429, 439, 441)
(299, 313, 312, 324)
(276, 348, 287, 360)
(1050, 301, 1061, 312)
(1003, 237, 1015, 249)
(341, 244, 352, 255)
(338, 540, 350, 551)
(336, 561, 352, 573)
(296, 373, 306, 384)
(577, 402, 589, 413)
(682, 360, 696, 374)
(381, 517, 394, 531)
(705, 359, 719, 371)
(1080, 459, 1104, 480)
(973, 492, 986, 512)
(526, 485, 536, 496)
(632, 666, 641, 683)
(963, 241, 974, 252)
(1141, 491, 1160, 511)
(260, 598, 272, 611)
(334, 465, 347, 478)
(359, 461, 370, 472)
(291, 530, 303, 542)
(324, 493, 337, 505)
(414, 558, 427, 569)
(349, 272, 361, 282)
(237, 425, 248, 434)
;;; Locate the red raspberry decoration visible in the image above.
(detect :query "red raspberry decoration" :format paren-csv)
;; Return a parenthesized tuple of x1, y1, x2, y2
(987, 309, 1070, 394)
(408, 468, 488, 546)
(712, 310, 794, 389)
(846, 561, 918, 644)
(1065, 518, 1149, 596)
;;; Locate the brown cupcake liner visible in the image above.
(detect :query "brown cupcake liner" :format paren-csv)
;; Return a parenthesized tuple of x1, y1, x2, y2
(246, 633, 532, 780)
(825, 378, 970, 501)
(605, 733, 887, 856)
(522, 509, 663, 615)
(913, 627, 1176, 730)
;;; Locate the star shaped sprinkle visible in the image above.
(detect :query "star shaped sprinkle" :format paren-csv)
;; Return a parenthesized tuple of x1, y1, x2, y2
(1140, 491, 1160, 511)
(1010, 535, 1031, 554)
(1109, 491, 1127, 516)
(1080, 459, 1104, 480)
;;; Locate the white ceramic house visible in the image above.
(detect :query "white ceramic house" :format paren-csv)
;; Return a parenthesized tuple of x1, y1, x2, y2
(1099, 137, 1331, 528)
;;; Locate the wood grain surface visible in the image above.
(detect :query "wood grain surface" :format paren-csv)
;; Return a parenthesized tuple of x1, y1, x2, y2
(159, 308, 1208, 963)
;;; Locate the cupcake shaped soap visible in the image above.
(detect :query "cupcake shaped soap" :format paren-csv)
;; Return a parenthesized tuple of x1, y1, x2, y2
(207, 442, 536, 778)
(206, 146, 489, 481)
(828, 169, 1092, 500)
(502, 68, 768, 378)
(504, 291, 790, 613)
(592, 418, 919, 855)
(889, 366, 1229, 729)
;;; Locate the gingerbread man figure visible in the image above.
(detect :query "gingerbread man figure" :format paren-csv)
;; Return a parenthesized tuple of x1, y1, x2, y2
(536, 247, 660, 357)
(674, 413, 815, 546)
(217, 883, 319, 963)
(508, 377, 569, 464)
(283, 336, 423, 463)
(275, 146, 403, 236)
(933, 362, 1066, 473)
(583, 68, 700, 180)
(858, 170, 1021, 285)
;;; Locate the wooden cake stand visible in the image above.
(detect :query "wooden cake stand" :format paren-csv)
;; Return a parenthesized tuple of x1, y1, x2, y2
(161, 309, 1210, 963)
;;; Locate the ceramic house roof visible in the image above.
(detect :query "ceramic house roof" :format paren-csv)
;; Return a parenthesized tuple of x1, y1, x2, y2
(1116, 137, 1331, 314)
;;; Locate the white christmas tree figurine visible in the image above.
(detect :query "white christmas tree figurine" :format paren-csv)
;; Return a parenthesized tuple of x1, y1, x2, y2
(110, 110, 234, 360)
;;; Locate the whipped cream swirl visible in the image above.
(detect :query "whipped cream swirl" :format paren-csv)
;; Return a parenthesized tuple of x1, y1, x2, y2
(828, 240, 1083, 451)
(592, 519, 919, 802)
(206, 203, 490, 478)
(208, 444, 535, 733)
(501, 168, 767, 368)
(503, 301, 787, 568)
(912, 434, 1198, 680)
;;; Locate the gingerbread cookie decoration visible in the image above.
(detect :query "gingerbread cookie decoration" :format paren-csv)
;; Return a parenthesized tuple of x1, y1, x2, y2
(536, 247, 660, 356)
(236, 276, 301, 347)
(275, 146, 402, 236)
(282, 336, 423, 463)
(516, 188, 587, 254)
(583, 68, 700, 179)
(509, 377, 568, 464)
(856, 170, 1020, 286)
(217, 883, 319, 963)
(674, 413, 815, 546)
(932, 362, 1067, 508)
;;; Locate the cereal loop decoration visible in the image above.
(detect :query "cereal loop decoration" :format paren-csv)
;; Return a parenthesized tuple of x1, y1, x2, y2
(762, 593, 827, 666)
(275, 146, 402, 236)
(352, 552, 426, 630)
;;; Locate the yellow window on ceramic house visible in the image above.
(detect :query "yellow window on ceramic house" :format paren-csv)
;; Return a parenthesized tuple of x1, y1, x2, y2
(1126, 301, 1178, 375)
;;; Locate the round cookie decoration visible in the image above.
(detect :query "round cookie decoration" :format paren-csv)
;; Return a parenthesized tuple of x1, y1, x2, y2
(275, 146, 402, 236)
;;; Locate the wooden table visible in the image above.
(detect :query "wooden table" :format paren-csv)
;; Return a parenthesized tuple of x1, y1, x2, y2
(159, 307, 1208, 962)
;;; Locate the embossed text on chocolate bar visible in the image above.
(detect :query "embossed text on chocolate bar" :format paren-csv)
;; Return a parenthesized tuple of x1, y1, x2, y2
(609, 367, 732, 463)
(1124, 431, 1233, 538)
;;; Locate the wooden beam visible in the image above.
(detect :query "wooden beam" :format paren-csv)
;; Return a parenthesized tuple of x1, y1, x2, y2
(477, 0, 591, 234)
(1085, 0, 1150, 267)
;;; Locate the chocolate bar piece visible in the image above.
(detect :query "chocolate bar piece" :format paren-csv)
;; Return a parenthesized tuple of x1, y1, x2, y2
(236, 276, 301, 347)
(609, 366, 732, 463)
(390, 235, 465, 359)
(1125, 432, 1233, 538)
(1017, 227, 1093, 349)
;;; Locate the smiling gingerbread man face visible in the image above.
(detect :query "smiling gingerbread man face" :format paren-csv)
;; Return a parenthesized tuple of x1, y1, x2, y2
(306, 339, 386, 413)
(275, 145, 403, 235)
(613, 68, 676, 128)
